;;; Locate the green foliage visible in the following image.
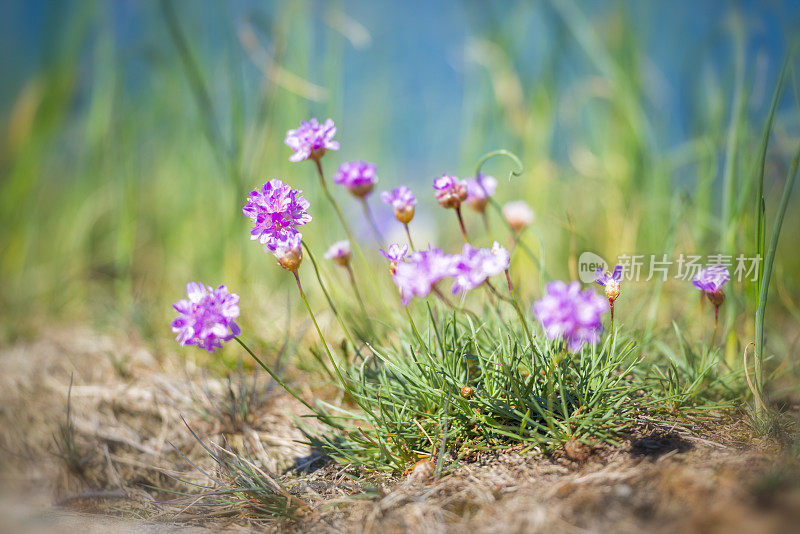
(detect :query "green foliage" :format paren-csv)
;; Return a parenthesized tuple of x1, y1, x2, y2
(304, 306, 641, 472)
(166, 420, 305, 519)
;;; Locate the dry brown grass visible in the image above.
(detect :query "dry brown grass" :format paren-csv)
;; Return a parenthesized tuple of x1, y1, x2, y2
(1, 325, 799, 533)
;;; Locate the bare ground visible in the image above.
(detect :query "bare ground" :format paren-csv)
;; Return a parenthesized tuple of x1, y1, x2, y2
(1, 326, 799, 533)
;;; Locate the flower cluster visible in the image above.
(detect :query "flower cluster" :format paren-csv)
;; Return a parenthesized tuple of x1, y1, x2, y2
(284, 118, 339, 162)
(533, 281, 607, 352)
(242, 179, 311, 252)
(391, 242, 510, 304)
(465, 174, 497, 212)
(392, 248, 456, 305)
(171, 283, 241, 353)
(333, 161, 378, 198)
(433, 174, 467, 209)
(381, 186, 417, 224)
(451, 242, 510, 294)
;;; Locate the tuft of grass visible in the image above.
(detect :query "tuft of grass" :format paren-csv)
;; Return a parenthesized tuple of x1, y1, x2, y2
(303, 305, 642, 472)
(52, 374, 92, 476)
(163, 419, 307, 520)
(646, 323, 743, 412)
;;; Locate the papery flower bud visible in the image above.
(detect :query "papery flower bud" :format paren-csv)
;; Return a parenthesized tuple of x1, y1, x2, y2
(324, 240, 351, 267)
(381, 186, 417, 224)
(502, 200, 534, 232)
(273, 234, 303, 272)
(433, 174, 467, 209)
(465, 174, 497, 213)
(595, 265, 623, 302)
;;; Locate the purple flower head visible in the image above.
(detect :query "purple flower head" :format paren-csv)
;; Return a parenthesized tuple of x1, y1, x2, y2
(532, 281, 607, 353)
(692, 265, 730, 293)
(324, 239, 351, 266)
(433, 174, 467, 209)
(171, 282, 241, 353)
(284, 118, 339, 162)
(273, 232, 303, 272)
(380, 243, 409, 263)
(392, 247, 457, 305)
(451, 242, 510, 295)
(692, 265, 729, 308)
(465, 174, 498, 212)
(502, 201, 534, 232)
(333, 160, 378, 198)
(381, 186, 417, 224)
(595, 265, 623, 302)
(242, 179, 311, 252)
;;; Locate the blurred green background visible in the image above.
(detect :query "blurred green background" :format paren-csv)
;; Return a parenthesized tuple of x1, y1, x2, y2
(1, 0, 798, 370)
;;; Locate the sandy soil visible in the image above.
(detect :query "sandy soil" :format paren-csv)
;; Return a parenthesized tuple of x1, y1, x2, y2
(1, 326, 798, 533)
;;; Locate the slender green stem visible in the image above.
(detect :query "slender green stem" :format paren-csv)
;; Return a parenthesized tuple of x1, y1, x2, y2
(360, 197, 384, 243)
(704, 307, 719, 360)
(293, 271, 348, 390)
(312, 159, 383, 308)
(346, 263, 368, 317)
(609, 300, 614, 334)
(484, 279, 513, 304)
(234, 337, 315, 412)
(314, 159, 355, 244)
(301, 240, 359, 352)
(432, 286, 456, 310)
(505, 269, 536, 352)
(404, 223, 415, 251)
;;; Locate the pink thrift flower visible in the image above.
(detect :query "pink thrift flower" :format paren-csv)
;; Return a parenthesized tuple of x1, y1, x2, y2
(284, 118, 339, 162)
(171, 283, 241, 353)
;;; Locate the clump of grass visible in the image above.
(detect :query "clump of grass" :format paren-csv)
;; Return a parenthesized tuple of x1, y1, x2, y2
(52, 374, 92, 476)
(305, 306, 641, 472)
(646, 323, 744, 412)
(164, 419, 307, 520)
(191, 366, 276, 433)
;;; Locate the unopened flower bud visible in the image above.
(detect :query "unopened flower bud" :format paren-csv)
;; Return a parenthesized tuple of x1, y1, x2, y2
(502, 201, 534, 233)
(324, 240, 351, 267)
(273, 234, 303, 272)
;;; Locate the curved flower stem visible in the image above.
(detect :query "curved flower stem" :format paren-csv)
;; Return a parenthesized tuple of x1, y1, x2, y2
(432, 286, 482, 323)
(505, 269, 536, 352)
(234, 336, 315, 413)
(455, 205, 469, 242)
(314, 159, 355, 244)
(432, 286, 456, 310)
(404, 223, 416, 251)
(360, 197, 384, 244)
(293, 271, 348, 391)
(484, 279, 513, 304)
(346, 263, 368, 317)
